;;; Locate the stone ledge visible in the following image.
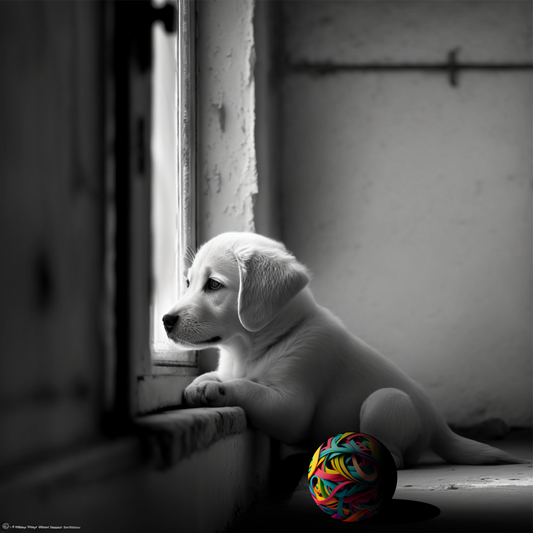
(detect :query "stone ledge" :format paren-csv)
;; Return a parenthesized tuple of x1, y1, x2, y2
(0, 408, 249, 495)
(135, 406, 248, 469)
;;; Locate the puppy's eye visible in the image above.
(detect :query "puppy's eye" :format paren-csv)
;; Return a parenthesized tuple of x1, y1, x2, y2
(186, 279, 190, 288)
(206, 278, 223, 291)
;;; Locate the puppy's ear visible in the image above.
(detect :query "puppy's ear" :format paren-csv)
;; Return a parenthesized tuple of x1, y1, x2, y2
(236, 249, 310, 332)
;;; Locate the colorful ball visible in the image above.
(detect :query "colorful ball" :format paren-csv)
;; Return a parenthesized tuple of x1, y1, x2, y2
(308, 432, 397, 522)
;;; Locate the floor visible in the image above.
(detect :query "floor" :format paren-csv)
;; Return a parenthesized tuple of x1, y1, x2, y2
(227, 430, 532, 533)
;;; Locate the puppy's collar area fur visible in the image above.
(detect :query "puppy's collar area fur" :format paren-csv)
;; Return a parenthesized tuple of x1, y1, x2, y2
(244, 289, 316, 360)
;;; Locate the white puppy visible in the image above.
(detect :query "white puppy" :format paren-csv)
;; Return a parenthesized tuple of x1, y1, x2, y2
(163, 232, 527, 469)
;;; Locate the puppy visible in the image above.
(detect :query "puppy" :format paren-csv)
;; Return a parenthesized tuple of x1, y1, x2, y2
(163, 232, 527, 469)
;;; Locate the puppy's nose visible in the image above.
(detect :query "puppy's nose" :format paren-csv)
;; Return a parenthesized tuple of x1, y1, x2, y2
(162, 313, 178, 332)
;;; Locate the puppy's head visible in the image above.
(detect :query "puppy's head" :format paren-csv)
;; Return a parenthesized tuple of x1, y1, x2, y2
(163, 232, 310, 348)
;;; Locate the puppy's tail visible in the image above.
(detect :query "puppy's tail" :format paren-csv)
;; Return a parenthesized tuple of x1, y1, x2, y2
(431, 417, 529, 465)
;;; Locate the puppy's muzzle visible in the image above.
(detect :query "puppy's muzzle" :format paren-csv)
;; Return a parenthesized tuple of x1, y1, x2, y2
(162, 313, 178, 333)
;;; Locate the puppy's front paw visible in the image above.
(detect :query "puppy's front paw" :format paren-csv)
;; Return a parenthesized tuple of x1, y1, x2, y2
(184, 381, 227, 407)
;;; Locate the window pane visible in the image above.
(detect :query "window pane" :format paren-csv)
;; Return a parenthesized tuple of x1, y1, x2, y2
(150, 1, 196, 366)
(151, 11, 179, 353)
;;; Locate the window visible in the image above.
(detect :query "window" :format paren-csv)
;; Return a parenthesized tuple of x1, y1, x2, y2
(109, 0, 198, 417)
(137, 0, 198, 412)
(110, 0, 258, 417)
(150, 0, 196, 368)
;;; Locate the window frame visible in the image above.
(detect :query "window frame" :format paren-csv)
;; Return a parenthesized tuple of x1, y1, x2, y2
(109, 0, 259, 418)
(107, 0, 198, 418)
(150, 0, 197, 370)
(137, 0, 198, 414)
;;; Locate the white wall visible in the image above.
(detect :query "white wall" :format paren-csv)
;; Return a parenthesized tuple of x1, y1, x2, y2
(197, 0, 258, 241)
(281, 1, 532, 427)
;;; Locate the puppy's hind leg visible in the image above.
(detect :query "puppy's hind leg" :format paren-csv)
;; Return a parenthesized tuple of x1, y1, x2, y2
(360, 388, 424, 470)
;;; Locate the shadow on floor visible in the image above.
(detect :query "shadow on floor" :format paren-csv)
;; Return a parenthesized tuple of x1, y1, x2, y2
(227, 432, 532, 533)
(361, 498, 440, 524)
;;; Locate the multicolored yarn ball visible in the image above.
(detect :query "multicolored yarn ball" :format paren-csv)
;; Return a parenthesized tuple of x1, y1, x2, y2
(308, 432, 397, 522)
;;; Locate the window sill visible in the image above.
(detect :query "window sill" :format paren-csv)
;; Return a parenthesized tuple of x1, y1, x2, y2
(0, 407, 248, 496)
(135, 406, 248, 468)
(1, 407, 273, 532)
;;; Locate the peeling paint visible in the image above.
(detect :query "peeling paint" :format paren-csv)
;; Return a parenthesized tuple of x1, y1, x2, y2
(247, 44, 256, 86)
(205, 167, 222, 195)
(212, 102, 226, 133)
(198, 0, 258, 240)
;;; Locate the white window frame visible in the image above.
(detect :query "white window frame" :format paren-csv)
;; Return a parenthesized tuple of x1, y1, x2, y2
(150, 0, 197, 369)
(125, 0, 198, 415)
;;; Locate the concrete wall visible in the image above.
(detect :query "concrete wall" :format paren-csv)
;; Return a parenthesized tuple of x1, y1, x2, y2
(196, 0, 282, 243)
(280, 1, 532, 427)
(197, 0, 258, 241)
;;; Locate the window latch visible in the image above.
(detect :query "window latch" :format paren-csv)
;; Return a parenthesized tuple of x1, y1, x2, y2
(132, 1, 178, 72)
(151, 3, 177, 35)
